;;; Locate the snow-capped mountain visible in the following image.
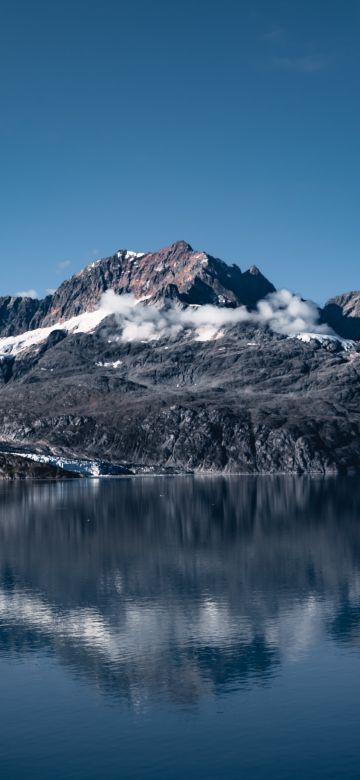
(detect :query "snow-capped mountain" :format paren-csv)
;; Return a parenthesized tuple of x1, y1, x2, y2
(0, 241, 276, 336)
(0, 240, 359, 476)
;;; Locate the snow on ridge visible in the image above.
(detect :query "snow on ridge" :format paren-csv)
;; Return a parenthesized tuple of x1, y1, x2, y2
(116, 250, 145, 261)
(82, 249, 145, 274)
(0, 293, 157, 359)
(87, 259, 102, 270)
(0, 309, 108, 358)
(291, 332, 354, 350)
(0, 291, 356, 360)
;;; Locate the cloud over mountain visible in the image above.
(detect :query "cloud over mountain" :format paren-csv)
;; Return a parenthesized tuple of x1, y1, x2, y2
(15, 289, 38, 299)
(101, 288, 336, 342)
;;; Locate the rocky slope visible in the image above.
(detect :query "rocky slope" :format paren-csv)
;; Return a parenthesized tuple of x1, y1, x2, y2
(0, 240, 359, 475)
(323, 291, 360, 340)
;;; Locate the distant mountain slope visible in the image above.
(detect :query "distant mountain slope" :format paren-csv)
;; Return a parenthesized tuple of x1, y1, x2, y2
(323, 291, 360, 340)
(0, 295, 52, 337)
(0, 318, 359, 473)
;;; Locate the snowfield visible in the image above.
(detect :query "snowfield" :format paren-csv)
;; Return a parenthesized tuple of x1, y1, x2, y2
(0, 309, 109, 357)
(291, 332, 354, 350)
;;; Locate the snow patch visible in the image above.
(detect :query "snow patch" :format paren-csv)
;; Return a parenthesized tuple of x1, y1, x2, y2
(195, 326, 225, 342)
(117, 251, 145, 261)
(0, 309, 108, 358)
(96, 360, 123, 368)
(87, 260, 102, 270)
(192, 252, 209, 265)
(291, 332, 354, 350)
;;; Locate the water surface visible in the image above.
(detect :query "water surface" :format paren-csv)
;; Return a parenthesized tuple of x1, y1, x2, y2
(1, 476, 360, 779)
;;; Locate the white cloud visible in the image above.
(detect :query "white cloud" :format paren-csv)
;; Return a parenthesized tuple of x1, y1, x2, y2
(15, 289, 38, 299)
(272, 54, 328, 73)
(45, 288, 56, 295)
(262, 26, 284, 42)
(57, 260, 71, 272)
(100, 288, 336, 343)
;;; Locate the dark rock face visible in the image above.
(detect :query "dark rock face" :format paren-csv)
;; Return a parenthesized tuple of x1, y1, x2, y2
(0, 295, 52, 337)
(323, 292, 360, 340)
(0, 320, 359, 474)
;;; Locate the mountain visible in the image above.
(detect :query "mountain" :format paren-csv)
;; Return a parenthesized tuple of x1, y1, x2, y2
(323, 291, 360, 340)
(0, 241, 275, 337)
(0, 241, 359, 475)
(0, 295, 52, 337)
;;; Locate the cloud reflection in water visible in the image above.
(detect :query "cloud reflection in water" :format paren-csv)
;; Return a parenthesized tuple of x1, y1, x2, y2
(0, 476, 360, 706)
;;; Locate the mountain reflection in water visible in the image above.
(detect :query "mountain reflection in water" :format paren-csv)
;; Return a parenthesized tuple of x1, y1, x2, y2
(0, 476, 360, 709)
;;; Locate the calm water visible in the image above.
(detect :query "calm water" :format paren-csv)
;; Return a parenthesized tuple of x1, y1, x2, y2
(1, 477, 360, 779)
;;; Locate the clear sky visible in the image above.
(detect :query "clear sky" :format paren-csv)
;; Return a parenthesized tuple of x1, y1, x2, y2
(1, 0, 359, 304)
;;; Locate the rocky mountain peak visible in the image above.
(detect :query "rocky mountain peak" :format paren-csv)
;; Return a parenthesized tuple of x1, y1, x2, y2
(0, 241, 276, 336)
(35, 242, 276, 327)
(163, 240, 194, 255)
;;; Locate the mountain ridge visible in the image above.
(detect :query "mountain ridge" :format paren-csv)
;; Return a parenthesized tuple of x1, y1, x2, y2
(1, 240, 359, 341)
(1, 241, 276, 335)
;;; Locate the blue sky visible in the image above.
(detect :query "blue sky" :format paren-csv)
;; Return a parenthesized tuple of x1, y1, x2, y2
(1, 0, 359, 304)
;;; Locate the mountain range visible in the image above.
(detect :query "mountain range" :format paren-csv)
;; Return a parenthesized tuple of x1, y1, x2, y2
(0, 240, 359, 476)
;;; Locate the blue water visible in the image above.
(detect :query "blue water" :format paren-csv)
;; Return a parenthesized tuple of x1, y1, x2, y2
(1, 476, 360, 779)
